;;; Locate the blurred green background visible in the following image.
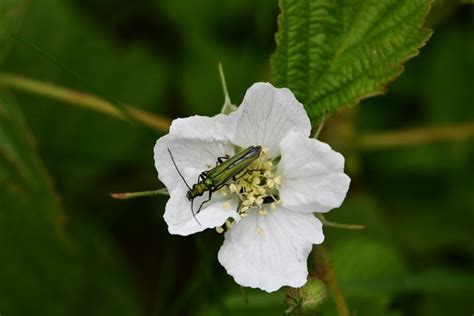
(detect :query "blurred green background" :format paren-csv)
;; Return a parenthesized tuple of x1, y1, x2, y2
(0, 0, 473, 315)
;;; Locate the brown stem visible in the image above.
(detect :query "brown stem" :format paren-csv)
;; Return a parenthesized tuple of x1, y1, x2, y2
(358, 122, 474, 150)
(314, 245, 350, 316)
(0, 72, 171, 132)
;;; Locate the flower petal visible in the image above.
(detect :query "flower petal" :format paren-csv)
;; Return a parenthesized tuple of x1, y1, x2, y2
(169, 114, 234, 142)
(277, 132, 350, 213)
(154, 134, 234, 191)
(230, 82, 311, 158)
(218, 208, 324, 292)
(164, 182, 240, 236)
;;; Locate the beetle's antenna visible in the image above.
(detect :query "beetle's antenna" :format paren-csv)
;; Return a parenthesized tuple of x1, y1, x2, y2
(168, 148, 201, 225)
(167, 148, 192, 190)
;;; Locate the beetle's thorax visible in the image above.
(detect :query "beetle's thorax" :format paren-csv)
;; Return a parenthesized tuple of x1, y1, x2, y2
(186, 182, 207, 200)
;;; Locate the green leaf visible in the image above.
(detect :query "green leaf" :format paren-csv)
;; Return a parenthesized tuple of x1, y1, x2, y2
(271, 0, 433, 122)
(0, 94, 142, 315)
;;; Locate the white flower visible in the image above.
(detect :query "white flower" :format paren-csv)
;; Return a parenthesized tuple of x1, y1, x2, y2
(154, 82, 350, 292)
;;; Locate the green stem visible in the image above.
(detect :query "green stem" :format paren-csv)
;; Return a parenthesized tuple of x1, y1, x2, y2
(218, 63, 237, 114)
(314, 245, 350, 316)
(312, 110, 327, 139)
(0, 72, 171, 132)
(218, 62, 231, 105)
(110, 188, 169, 199)
(239, 286, 249, 305)
(316, 214, 365, 230)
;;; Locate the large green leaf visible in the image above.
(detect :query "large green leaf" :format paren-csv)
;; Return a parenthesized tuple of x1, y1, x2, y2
(271, 0, 433, 122)
(0, 94, 142, 315)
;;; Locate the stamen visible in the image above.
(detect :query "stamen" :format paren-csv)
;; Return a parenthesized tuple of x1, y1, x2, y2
(222, 147, 282, 219)
(267, 179, 274, 188)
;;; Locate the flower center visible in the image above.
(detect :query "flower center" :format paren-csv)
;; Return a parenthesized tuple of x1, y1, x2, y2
(222, 148, 282, 218)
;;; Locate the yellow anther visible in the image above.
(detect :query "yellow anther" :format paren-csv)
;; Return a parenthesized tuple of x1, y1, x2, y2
(267, 179, 274, 188)
(259, 207, 267, 215)
(216, 226, 224, 234)
(256, 196, 264, 205)
(229, 183, 237, 192)
(274, 176, 282, 185)
(242, 200, 251, 207)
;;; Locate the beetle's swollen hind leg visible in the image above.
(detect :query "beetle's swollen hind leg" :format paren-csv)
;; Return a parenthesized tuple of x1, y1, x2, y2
(197, 190, 213, 214)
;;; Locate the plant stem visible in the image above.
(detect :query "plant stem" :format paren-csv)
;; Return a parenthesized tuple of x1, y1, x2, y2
(358, 122, 474, 150)
(312, 110, 327, 139)
(316, 214, 365, 230)
(3, 73, 472, 151)
(110, 188, 169, 199)
(218, 62, 231, 106)
(218, 63, 237, 114)
(314, 245, 350, 316)
(0, 72, 171, 132)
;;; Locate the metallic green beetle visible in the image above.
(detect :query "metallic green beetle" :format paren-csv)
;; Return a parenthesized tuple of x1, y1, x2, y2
(167, 145, 262, 224)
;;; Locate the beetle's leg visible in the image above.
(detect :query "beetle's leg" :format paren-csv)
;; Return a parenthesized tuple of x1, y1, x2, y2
(216, 154, 230, 165)
(197, 190, 213, 214)
(198, 172, 207, 184)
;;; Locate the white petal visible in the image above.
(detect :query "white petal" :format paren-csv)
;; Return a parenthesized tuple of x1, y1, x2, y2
(230, 82, 311, 158)
(154, 134, 234, 191)
(164, 182, 240, 236)
(169, 114, 234, 142)
(277, 132, 350, 213)
(218, 208, 324, 292)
